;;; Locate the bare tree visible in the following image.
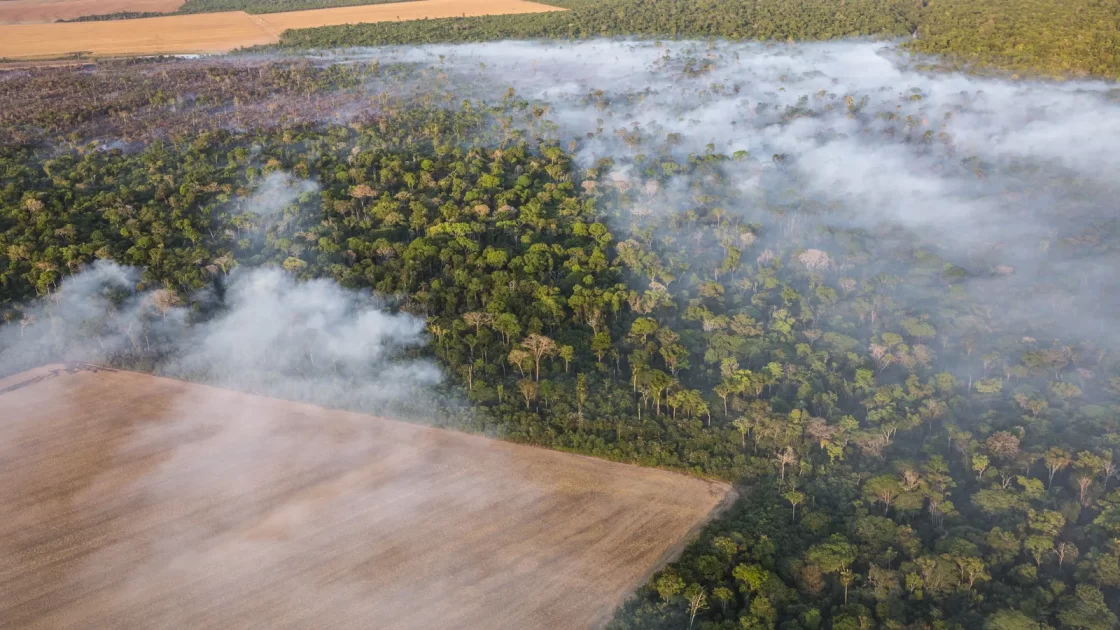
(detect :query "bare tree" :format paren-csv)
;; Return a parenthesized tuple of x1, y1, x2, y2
(986, 431, 1021, 460)
(775, 446, 797, 484)
(508, 348, 531, 379)
(462, 311, 493, 334)
(19, 311, 36, 337)
(1054, 541, 1078, 568)
(900, 469, 922, 492)
(149, 289, 180, 320)
(518, 379, 539, 410)
(797, 248, 832, 271)
(1044, 447, 1070, 489)
(520, 334, 557, 381)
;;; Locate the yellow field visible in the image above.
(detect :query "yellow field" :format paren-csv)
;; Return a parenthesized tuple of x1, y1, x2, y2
(263, 0, 561, 29)
(0, 0, 564, 60)
(0, 0, 186, 25)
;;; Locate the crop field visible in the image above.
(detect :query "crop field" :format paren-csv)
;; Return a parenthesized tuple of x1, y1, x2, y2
(0, 0, 563, 60)
(0, 12, 278, 58)
(0, 0, 185, 24)
(0, 365, 732, 630)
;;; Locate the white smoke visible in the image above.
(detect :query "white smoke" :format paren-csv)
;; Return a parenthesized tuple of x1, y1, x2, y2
(323, 39, 1119, 347)
(166, 267, 442, 409)
(243, 171, 320, 216)
(0, 261, 441, 413)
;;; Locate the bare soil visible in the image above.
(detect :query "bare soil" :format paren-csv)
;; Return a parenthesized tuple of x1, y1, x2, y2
(0, 365, 732, 629)
(0, 0, 564, 60)
(0, 0, 185, 25)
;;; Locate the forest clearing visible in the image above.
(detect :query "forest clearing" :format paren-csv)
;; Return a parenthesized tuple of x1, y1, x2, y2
(0, 365, 732, 630)
(0, 0, 562, 60)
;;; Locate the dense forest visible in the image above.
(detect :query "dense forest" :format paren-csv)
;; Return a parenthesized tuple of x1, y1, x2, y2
(3, 32, 1120, 630)
(278, 0, 922, 49)
(907, 0, 1120, 79)
(278, 0, 1120, 79)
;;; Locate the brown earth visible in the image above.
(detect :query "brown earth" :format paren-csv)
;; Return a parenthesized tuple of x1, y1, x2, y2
(0, 365, 733, 629)
(0, 0, 565, 60)
(0, 0, 185, 25)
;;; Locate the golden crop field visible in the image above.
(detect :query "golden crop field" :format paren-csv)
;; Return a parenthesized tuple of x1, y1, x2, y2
(0, 0, 564, 60)
(0, 365, 732, 630)
(261, 0, 561, 30)
(0, 0, 186, 24)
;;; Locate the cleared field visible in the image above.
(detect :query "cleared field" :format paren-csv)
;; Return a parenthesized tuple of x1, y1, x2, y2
(0, 0, 564, 60)
(0, 0, 184, 24)
(0, 365, 732, 629)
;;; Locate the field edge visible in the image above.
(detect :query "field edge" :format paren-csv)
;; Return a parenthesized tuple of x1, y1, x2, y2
(593, 483, 740, 629)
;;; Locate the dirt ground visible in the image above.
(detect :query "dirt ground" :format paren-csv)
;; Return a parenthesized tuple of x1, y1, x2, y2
(0, 0, 185, 24)
(0, 0, 564, 60)
(0, 365, 732, 629)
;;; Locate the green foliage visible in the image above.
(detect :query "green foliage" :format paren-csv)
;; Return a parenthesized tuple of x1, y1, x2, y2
(277, 0, 1120, 78)
(906, 0, 1120, 79)
(278, 0, 920, 47)
(986, 608, 1039, 630)
(1058, 585, 1118, 630)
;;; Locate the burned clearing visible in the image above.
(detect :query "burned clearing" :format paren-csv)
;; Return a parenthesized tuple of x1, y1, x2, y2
(0, 365, 732, 630)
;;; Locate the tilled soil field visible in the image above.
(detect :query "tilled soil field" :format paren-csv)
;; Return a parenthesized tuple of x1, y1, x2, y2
(0, 365, 732, 629)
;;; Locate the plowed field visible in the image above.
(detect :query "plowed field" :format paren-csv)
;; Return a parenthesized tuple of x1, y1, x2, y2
(0, 0, 564, 60)
(0, 365, 732, 629)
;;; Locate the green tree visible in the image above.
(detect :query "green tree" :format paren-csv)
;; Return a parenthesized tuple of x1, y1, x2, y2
(1057, 585, 1118, 630)
(783, 490, 806, 523)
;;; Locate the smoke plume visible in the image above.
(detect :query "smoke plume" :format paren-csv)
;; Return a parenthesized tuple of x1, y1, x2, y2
(243, 171, 321, 216)
(0, 261, 441, 415)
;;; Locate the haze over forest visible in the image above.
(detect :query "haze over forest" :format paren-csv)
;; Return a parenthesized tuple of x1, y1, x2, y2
(2, 2, 1120, 629)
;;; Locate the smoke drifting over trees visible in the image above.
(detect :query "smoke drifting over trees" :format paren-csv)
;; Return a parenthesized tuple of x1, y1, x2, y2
(0, 261, 440, 414)
(347, 39, 1120, 349)
(243, 171, 321, 216)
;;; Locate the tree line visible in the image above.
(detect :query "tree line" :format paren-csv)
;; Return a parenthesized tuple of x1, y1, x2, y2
(176, 0, 412, 15)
